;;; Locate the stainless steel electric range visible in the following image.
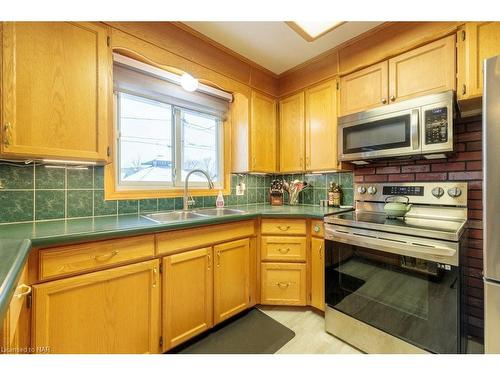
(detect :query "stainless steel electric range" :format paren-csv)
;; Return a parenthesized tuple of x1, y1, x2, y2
(323, 182, 468, 354)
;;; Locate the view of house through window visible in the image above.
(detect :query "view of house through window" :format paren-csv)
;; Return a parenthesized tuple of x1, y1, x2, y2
(116, 92, 223, 189)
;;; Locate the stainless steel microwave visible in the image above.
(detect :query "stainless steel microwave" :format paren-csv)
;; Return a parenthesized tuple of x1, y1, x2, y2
(338, 91, 455, 162)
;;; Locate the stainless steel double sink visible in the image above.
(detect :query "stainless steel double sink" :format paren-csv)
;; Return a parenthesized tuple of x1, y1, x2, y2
(142, 208, 247, 224)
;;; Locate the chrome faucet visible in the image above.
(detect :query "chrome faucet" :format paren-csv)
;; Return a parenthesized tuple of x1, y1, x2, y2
(183, 169, 215, 211)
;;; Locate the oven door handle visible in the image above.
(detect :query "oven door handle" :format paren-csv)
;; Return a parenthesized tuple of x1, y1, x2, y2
(326, 229, 457, 261)
(411, 108, 420, 150)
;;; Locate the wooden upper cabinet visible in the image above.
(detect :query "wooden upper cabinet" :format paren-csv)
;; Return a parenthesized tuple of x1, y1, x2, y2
(457, 22, 500, 101)
(339, 61, 388, 116)
(1, 22, 110, 161)
(162, 248, 213, 351)
(388, 35, 456, 103)
(305, 79, 338, 171)
(213, 238, 250, 324)
(250, 91, 277, 172)
(279, 92, 304, 172)
(33, 260, 160, 354)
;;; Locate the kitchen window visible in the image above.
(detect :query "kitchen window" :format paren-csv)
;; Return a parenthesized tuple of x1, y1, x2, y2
(109, 54, 231, 196)
(116, 92, 223, 190)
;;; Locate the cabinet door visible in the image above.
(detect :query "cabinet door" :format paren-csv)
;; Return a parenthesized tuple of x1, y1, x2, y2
(1, 22, 110, 161)
(250, 91, 277, 172)
(388, 35, 456, 103)
(310, 237, 325, 311)
(305, 80, 338, 171)
(457, 22, 500, 100)
(162, 247, 213, 351)
(213, 238, 250, 324)
(279, 92, 304, 172)
(261, 263, 306, 306)
(33, 260, 160, 354)
(339, 61, 388, 116)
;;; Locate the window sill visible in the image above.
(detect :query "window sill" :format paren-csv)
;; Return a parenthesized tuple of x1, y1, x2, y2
(104, 164, 230, 200)
(104, 187, 229, 200)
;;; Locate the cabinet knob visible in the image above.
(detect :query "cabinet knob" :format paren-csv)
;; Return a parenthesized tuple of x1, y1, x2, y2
(381, 98, 387, 104)
(390, 95, 396, 102)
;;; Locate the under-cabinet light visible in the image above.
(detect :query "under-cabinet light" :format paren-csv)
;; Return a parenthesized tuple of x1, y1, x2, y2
(42, 159, 97, 166)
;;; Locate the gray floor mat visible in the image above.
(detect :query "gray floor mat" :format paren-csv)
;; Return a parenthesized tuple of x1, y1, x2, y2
(170, 308, 295, 354)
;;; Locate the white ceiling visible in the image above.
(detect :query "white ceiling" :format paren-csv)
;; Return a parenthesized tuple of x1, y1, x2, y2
(183, 21, 384, 75)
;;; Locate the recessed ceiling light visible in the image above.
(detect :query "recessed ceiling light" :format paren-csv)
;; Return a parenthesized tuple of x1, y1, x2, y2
(287, 21, 346, 42)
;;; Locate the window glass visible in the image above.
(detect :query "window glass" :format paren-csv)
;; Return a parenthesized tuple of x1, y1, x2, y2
(180, 109, 220, 183)
(116, 92, 223, 189)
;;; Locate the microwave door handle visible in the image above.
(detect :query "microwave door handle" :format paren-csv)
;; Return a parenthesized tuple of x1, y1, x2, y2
(411, 109, 419, 150)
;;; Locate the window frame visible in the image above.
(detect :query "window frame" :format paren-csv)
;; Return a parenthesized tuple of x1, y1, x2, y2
(113, 90, 225, 192)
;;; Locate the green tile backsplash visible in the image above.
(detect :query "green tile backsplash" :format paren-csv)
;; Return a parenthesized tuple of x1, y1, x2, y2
(0, 163, 353, 224)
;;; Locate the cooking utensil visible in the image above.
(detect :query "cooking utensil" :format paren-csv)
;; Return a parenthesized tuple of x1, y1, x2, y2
(384, 195, 412, 218)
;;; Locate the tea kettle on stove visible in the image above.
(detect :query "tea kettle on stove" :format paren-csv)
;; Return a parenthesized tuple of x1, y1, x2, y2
(384, 196, 412, 218)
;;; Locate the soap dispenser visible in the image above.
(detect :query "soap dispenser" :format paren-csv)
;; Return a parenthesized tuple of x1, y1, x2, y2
(216, 190, 225, 208)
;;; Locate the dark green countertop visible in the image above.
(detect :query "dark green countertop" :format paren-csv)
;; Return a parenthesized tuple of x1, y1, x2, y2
(0, 239, 32, 323)
(0, 204, 351, 322)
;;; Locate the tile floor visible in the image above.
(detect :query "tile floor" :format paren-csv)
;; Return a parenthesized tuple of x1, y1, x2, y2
(258, 306, 361, 354)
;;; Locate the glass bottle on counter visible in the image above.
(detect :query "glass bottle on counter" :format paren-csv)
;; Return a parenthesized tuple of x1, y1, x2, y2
(328, 182, 335, 206)
(332, 184, 342, 207)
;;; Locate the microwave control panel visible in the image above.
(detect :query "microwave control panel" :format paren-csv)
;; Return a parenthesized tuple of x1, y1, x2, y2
(424, 107, 448, 144)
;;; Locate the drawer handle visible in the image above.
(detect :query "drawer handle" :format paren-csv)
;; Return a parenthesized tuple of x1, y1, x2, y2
(277, 225, 290, 231)
(207, 253, 211, 270)
(319, 244, 323, 260)
(276, 282, 290, 288)
(15, 284, 31, 298)
(93, 250, 119, 262)
(278, 247, 291, 254)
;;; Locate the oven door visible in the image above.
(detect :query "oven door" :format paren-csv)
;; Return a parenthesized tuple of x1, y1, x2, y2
(324, 237, 460, 354)
(339, 108, 420, 161)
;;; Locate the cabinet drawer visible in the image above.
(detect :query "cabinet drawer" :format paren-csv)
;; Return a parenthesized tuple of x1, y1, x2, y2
(261, 219, 306, 235)
(261, 236, 306, 262)
(39, 235, 155, 280)
(311, 220, 324, 238)
(261, 263, 306, 306)
(156, 220, 256, 256)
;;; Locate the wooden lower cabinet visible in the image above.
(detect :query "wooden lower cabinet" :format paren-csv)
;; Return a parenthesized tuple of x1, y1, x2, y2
(32, 259, 160, 354)
(162, 247, 213, 351)
(310, 237, 325, 311)
(1, 264, 31, 354)
(213, 239, 250, 324)
(261, 263, 306, 306)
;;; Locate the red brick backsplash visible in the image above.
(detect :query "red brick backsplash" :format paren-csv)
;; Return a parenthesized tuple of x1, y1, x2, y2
(353, 115, 485, 341)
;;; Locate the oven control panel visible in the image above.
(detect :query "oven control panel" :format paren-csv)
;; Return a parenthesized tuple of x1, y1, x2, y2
(424, 107, 449, 145)
(355, 182, 467, 206)
(382, 185, 424, 196)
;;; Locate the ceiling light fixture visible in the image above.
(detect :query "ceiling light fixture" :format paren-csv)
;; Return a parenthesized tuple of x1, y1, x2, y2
(180, 72, 199, 92)
(286, 21, 346, 42)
